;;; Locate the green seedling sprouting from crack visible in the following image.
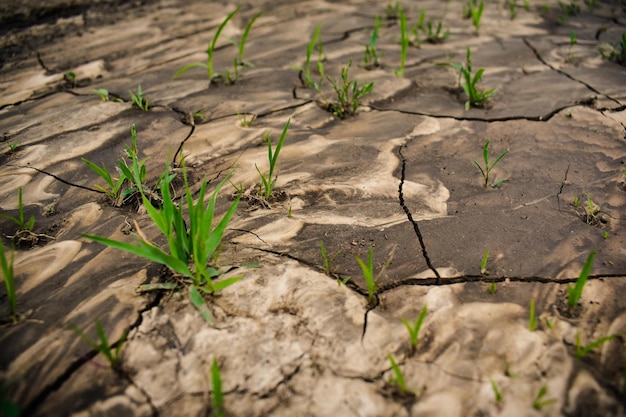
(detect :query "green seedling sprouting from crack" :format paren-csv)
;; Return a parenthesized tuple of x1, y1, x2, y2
(567, 250, 595, 310)
(387, 354, 410, 394)
(256, 119, 290, 200)
(356, 246, 377, 304)
(488, 281, 496, 294)
(0, 242, 17, 324)
(83, 163, 242, 324)
(402, 305, 427, 355)
(480, 248, 489, 275)
(437, 48, 497, 110)
(320, 241, 348, 285)
(294, 23, 325, 91)
(533, 386, 556, 410)
(529, 299, 537, 332)
(6, 142, 18, 153)
(364, 16, 382, 70)
(395, 8, 409, 77)
(575, 332, 619, 360)
(490, 379, 503, 403)
(129, 85, 149, 111)
(474, 140, 508, 187)
(222, 10, 262, 84)
(92, 88, 123, 103)
(326, 60, 374, 119)
(600, 34, 626, 66)
(0, 188, 35, 233)
(70, 320, 127, 369)
(211, 359, 225, 417)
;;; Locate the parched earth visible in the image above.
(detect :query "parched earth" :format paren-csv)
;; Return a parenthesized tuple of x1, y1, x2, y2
(1, 0, 626, 416)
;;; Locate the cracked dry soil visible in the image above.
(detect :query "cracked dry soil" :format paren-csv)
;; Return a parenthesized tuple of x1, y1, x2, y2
(1, 0, 626, 416)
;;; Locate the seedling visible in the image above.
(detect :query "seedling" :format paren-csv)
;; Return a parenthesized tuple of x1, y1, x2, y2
(175, 7, 240, 82)
(567, 250, 596, 309)
(507, 0, 518, 19)
(82, 158, 128, 202)
(83, 163, 242, 323)
(582, 194, 601, 225)
(364, 16, 382, 70)
(295, 23, 325, 91)
(603, 230, 609, 239)
(558, 0, 581, 24)
(488, 281, 496, 294)
(422, 20, 450, 44)
(572, 195, 580, 208)
(386, 1, 402, 19)
(320, 241, 347, 285)
(0, 242, 17, 324)
(7, 142, 18, 153)
(387, 355, 410, 393)
(64, 71, 76, 87)
(327, 60, 374, 119)
(480, 249, 489, 275)
(474, 141, 508, 187)
(211, 359, 225, 417)
(129, 85, 149, 111)
(237, 112, 256, 127)
(566, 32, 577, 62)
(230, 11, 262, 68)
(395, 8, 408, 77)
(70, 320, 127, 369)
(490, 379, 503, 403)
(533, 386, 556, 410)
(466, 0, 484, 32)
(402, 305, 427, 354)
(356, 246, 378, 304)
(575, 332, 618, 359)
(438, 48, 497, 110)
(529, 299, 537, 332)
(255, 119, 290, 200)
(600, 34, 626, 66)
(0, 188, 35, 232)
(93, 88, 110, 102)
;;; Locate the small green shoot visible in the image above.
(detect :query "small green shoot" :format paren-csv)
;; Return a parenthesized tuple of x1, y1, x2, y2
(395, 8, 409, 77)
(473, 141, 508, 187)
(356, 246, 377, 304)
(387, 355, 410, 393)
(237, 112, 256, 127)
(488, 281, 496, 294)
(0, 242, 17, 324)
(0, 188, 35, 232)
(364, 16, 382, 70)
(480, 249, 489, 275)
(423, 20, 450, 44)
(603, 230, 609, 239)
(386, 1, 402, 19)
(211, 359, 225, 417)
(92, 88, 110, 102)
(567, 250, 596, 309)
(575, 332, 618, 359)
(296, 23, 325, 91)
(7, 142, 18, 153)
(82, 158, 128, 202)
(402, 305, 427, 354)
(70, 320, 127, 369)
(545, 318, 554, 329)
(572, 195, 580, 208)
(320, 241, 346, 285)
(529, 299, 537, 332)
(255, 119, 290, 200)
(64, 71, 76, 87)
(327, 60, 374, 119)
(231, 11, 262, 68)
(467, 0, 484, 32)
(129, 85, 149, 111)
(507, 0, 518, 19)
(599, 34, 626, 66)
(175, 7, 239, 81)
(490, 379, 503, 403)
(558, 0, 581, 24)
(437, 48, 497, 110)
(533, 386, 556, 410)
(567, 32, 577, 62)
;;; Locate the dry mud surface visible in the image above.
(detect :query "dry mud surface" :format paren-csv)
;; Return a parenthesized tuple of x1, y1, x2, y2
(1, 0, 626, 416)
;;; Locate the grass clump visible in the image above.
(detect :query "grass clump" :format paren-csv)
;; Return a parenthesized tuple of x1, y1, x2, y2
(327, 60, 374, 119)
(129, 85, 149, 111)
(463, 0, 484, 32)
(438, 48, 497, 110)
(0, 242, 17, 324)
(356, 246, 377, 304)
(83, 163, 241, 324)
(295, 23, 325, 91)
(402, 306, 427, 355)
(387, 355, 410, 394)
(71, 320, 127, 369)
(255, 119, 290, 200)
(364, 16, 383, 70)
(567, 250, 596, 309)
(474, 140, 508, 187)
(0, 188, 34, 233)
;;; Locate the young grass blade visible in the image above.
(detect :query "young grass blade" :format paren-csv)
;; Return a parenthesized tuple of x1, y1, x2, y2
(388, 355, 409, 393)
(480, 249, 489, 274)
(490, 379, 503, 403)
(529, 299, 537, 331)
(575, 333, 618, 359)
(174, 62, 208, 78)
(533, 386, 556, 410)
(402, 305, 428, 352)
(395, 9, 408, 77)
(567, 250, 596, 309)
(305, 24, 322, 86)
(0, 242, 17, 322)
(190, 284, 213, 324)
(238, 11, 262, 66)
(211, 359, 225, 417)
(356, 246, 376, 303)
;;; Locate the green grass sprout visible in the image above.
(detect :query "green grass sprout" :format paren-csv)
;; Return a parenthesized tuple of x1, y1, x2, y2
(320, 241, 347, 285)
(575, 332, 618, 359)
(364, 16, 382, 70)
(533, 386, 556, 410)
(567, 250, 596, 309)
(356, 246, 377, 304)
(567, 32, 577, 62)
(474, 140, 508, 187)
(255, 119, 290, 200)
(438, 48, 496, 110)
(82, 158, 128, 202)
(295, 23, 325, 91)
(0, 188, 35, 232)
(0, 242, 17, 324)
(423, 19, 450, 44)
(129, 85, 149, 111)
(480, 248, 489, 275)
(211, 359, 225, 417)
(70, 319, 127, 369)
(600, 34, 626, 66)
(395, 8, 409, 77)
(529, 299, 537, 332)
(175, 7, 240, 81)
(93, 88, 110, 102)
(466, 0, 484, 32)
(232, 11, 262, 68)
(327, 60, 374, 119)
(387, 354, 410, 393)
(7, 142, 18, 153)
(490, 379, 503, 403)
(488, 281, 496, 294)
(402, 305, 428, 354)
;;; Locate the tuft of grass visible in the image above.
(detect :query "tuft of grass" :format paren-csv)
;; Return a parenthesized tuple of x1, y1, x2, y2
(507, 0, 518, 19)
(320, 241, 347, 285)
(395, 8, 409, 77)
(327, 60, 374, 119)
(480, 248, 489, 275)
(129, 85, 149, 111)
(387, 354, 410, 393)
(474, 140, 508, 187)
(237, 112, 256, 127)
(567, 250, 596, 309)
(7, 142, 18, 153)
(575, 332, 618, 359)
(0, 242, 17, 324)
(466, 0, 484, 32)
(533, 385, 556, 410)
(0, 188, 35, 232)
(83, 163, 242, 324)
(296, 23, 324, 91)
(255, 119, 290, 200)
(422, 19, 450, 44)
(175, 7, 240, 82)
(437, 48, 497, 110)
(356, 246, 379, 304)
(70, 319, 127, 369)
(402, 305, 427, 354)
(364, 16, 383, 70)
(211, 359, 225, 417)
(529, 299, 537, 332)
(223, 10, 262, 83)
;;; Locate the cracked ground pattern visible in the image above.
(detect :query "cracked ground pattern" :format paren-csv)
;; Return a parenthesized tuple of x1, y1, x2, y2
(1, 0, 626, 416)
